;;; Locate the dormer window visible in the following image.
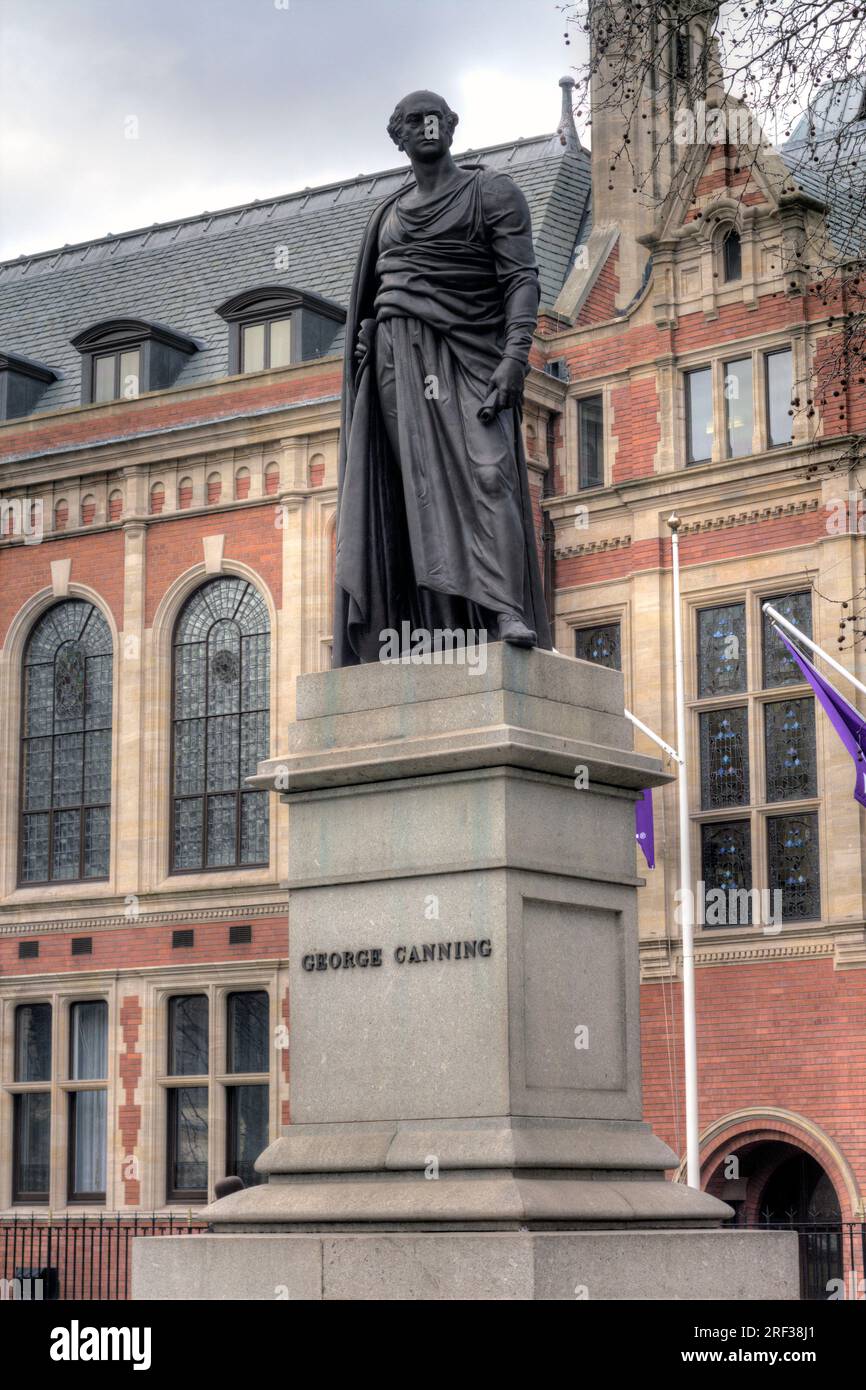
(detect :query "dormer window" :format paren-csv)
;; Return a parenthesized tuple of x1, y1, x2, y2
(0, 351, 60, 420)
(723, 228, 742, 283)
(71, 319, 200, 405)
(217, 286, 345, 374)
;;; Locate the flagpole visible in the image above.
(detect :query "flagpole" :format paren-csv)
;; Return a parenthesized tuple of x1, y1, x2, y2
(668, 514, 700, 1191)
(624, 708, 682, 764)
(763, 603, 866, 702)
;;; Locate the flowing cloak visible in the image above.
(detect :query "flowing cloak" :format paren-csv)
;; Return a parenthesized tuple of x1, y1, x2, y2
(333, 165, 552, 666)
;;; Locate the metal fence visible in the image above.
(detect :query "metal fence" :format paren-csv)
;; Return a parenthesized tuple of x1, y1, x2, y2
(2, 1213, 863, 1301)
(745, 1221, 866, 1301)
(0, 1213, 208, 1301)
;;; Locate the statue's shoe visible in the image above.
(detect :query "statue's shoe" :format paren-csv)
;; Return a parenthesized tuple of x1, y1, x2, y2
(497, 613, 536, 647)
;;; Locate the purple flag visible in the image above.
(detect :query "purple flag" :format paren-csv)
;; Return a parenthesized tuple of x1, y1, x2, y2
(775, 628, 866, 809)
(635, 787, 655, 868)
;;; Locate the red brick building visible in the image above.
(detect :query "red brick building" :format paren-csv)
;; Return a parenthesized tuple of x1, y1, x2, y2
(0, 40, 864, 1295)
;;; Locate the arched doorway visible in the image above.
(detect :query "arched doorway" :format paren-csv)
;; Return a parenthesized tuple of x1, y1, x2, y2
(705, 1138, 845, 1299)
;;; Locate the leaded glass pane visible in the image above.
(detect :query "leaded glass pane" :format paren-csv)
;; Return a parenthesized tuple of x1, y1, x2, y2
(23, 738, 51, 810)
(240, 712, 269, 780)
(698, 603, 746, 696)
(241, 633, 270, 709)
(169, 995, 209, 1076)
(83, 806, 110, 878)
(174, 720, 206, 796)
(21, 601, 112, 883)
(227, 992, 269, 1074)
(53, 733, 83, 806)
(227, 1085, 269, 1187)
(765, 698, 817, 802)
(15, 1003, 52, 1082)
(85, 653, 112, 727)
(207, 716, 240, 791)
(54, 645, 86, 728)
(699, 706, 749, 808)
(52, 810, 81, 879)
(174, 641, 206, 718)
(172, 579, 270, 871)
(173, 798, 203, 869)
(206, 794, 237, 866)
(574, 622, 621, 670)
(21, 814, 49, 882)
(767, 812, 820, 920)
(700, 821, 753, 925)
(207, 623, 241, 715)
(240, 791, 269, 864)
(24, 663, 53, 734)
(83, 731, 112, 804)
(762, 591, 812, 688)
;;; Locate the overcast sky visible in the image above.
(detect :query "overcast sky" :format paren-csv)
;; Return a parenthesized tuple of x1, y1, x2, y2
(0, 0, 581, 261)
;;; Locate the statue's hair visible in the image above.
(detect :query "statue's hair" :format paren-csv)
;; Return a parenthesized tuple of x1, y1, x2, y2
(387, 91, 459, 147)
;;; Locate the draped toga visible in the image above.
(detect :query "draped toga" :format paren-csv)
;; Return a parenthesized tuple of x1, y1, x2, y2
(333, 165, 552, 666)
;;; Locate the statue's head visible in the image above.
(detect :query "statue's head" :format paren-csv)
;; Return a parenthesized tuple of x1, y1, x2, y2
(387, 90, 459, 162)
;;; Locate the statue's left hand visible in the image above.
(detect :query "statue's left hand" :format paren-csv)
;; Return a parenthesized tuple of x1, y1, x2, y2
(478, 358, 525, 423)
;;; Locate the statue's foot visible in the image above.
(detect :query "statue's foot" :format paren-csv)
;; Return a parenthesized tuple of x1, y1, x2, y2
(498, 613, 536, 647)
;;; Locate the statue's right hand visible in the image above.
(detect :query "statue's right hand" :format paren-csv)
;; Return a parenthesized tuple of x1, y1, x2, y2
(354, 318, 377, 364)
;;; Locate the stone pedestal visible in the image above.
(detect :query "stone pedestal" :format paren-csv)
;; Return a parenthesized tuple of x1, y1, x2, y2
(132, 645, 798, 1298)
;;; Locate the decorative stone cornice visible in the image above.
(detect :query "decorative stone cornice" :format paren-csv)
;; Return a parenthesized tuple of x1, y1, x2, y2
(555, 533, 632, 560)
(677, 498, 820, 535)
(0, 901, 286, 937)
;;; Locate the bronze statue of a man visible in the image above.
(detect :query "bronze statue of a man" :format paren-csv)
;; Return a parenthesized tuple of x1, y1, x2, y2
(333, 89, 552, 665)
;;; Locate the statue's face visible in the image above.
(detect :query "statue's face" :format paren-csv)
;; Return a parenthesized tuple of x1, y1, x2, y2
(395, 92, 454, 163)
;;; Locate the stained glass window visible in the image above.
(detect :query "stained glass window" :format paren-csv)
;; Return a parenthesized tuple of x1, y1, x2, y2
(574, 622, 621, 670)
(697, 603, 746, 696)
(767, 812, 820, 920)
(171, 578, 270, 872)
(20, 600, 113, 884)
(764, 698, 817, 802)
(699, 706, 749, 809)
(700, 821, 753, 925)
(762, 591, 812, 688)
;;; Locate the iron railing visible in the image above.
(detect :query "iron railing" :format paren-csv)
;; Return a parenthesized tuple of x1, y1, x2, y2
(0, 1212, 207, 1301)
(745, 1221, 866, 1301)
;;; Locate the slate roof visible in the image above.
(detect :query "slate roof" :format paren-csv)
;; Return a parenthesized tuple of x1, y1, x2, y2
(778, 76, 866, 258)
(0, 133, 590, 417)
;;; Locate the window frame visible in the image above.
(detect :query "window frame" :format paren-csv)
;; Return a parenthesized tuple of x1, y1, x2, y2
(685, 365, 714, 464)
(239, 316, 293, 374)
(91, 348, 141, 404)
(690, 586, 822, 931)
(764, 346, 794, 449)
(161, 985, 273, 1205)
(576, 393, 605, 491)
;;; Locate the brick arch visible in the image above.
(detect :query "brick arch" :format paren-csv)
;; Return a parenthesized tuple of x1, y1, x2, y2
(679, 1108, 862, 1221)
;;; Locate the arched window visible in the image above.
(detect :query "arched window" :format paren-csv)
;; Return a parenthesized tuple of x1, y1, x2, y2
(171, 577, 270, 872)
(20, 600, 113, 883)
(723, 228, 742, 283)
